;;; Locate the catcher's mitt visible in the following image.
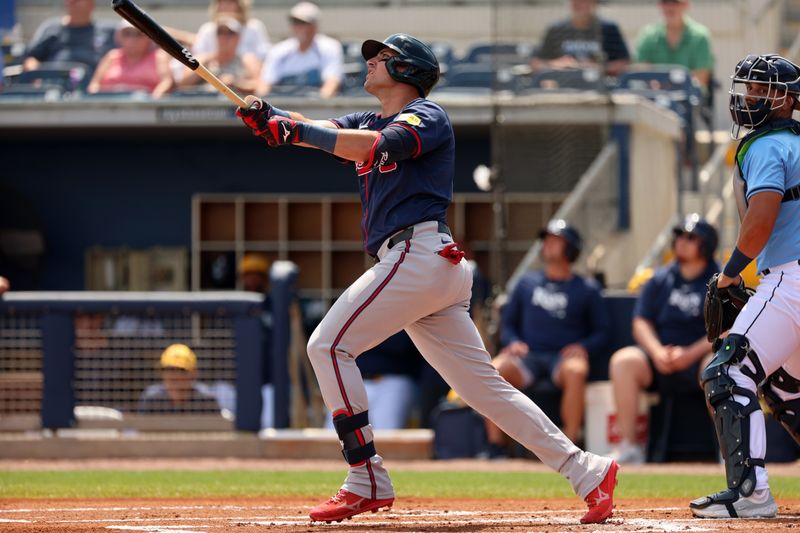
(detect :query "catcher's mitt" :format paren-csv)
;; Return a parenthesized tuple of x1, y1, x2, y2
(703, 273, 753, 342)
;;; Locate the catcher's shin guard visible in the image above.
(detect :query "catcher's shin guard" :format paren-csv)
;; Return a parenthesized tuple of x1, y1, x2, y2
(701, 334, 766, 496)
(760, 368, 800, 446)
(333, 410, 376, 465)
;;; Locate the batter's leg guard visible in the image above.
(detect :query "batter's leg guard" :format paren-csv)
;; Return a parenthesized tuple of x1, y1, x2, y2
(690, 334, 776, 518)
(760, 368, 800, 446)
(333, 410, 376, 466)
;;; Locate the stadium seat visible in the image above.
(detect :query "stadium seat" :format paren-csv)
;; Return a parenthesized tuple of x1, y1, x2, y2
(0, 84, 62, 100)
(461, 42, 535, 66)
(516, 67, 606, 93)
(615, 66, 701, 188)
(435, 62, 515, 94)
(5, 60, 88, 92)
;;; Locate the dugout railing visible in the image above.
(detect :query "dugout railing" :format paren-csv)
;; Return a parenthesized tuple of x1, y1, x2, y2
(0, 269, 299, 433)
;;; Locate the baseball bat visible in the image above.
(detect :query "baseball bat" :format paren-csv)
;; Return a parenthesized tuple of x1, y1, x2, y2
(111, 0, 248, 108)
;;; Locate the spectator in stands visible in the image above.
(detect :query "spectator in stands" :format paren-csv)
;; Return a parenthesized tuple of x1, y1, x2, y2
(634, 0, 713, 92)
(193, 0, 270, 63)
(256, 2, 343, 98)
(180, 15, 261, 95)
(532, 0, 630, 76)
(0, 276, 8, 294)
(138, 343, 222, 415)
(23, 0, 114, 77)
(87, 21, 173, 98)
(485, 220, 610, 455)
(238, 254, 275, 428)
(608, 214, 718, 464)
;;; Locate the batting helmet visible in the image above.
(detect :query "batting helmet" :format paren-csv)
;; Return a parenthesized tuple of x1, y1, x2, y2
(730, 53, 800, 131)
(672, 213, 718, 261)
(361, 34, 440, 97)
(539, 219, 583, 263)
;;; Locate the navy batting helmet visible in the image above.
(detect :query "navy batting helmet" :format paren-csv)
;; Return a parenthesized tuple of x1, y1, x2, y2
(672, 213, 718, 261)
(361, 34, 440, 97)
(539, 219, 583, 263)
(730, 54, 800, 131)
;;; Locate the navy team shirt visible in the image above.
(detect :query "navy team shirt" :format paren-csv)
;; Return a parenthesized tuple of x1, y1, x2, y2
(633, 260, 720, 347)
(331, 98, 455, 256)
(500, 271, 610, 355)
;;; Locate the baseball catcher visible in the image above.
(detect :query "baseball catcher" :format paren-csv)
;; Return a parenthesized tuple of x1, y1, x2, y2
(690, 53, 800, 519)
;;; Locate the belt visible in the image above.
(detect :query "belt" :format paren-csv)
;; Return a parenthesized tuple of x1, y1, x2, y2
(760, 259, 800, 276)
(387, 221, 451, 249)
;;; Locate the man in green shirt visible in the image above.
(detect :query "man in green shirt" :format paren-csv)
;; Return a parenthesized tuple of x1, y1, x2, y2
(635, 0, 713, 90)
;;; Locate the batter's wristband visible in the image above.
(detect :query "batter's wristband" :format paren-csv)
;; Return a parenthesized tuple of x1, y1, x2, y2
(298, 123, 338, 153)
(270, 105, 290, 119)
(723, 247, 753, 278)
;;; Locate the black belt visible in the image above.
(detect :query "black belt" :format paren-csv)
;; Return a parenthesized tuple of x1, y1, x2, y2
(761, 259, 800, 276)
(387, 221, 451, 249)
(783, 185, 800, 202)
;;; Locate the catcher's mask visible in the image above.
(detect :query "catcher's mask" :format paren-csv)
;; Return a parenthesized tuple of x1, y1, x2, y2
(672, 213, 718, 261)
(539, 219, 583, 263)
(730, 54, 800, 137)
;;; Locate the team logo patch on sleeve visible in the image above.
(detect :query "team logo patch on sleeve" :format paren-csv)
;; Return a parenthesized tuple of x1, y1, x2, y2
(397, 113, 422, 126)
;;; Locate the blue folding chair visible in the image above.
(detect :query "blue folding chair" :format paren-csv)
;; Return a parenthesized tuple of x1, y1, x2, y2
(517, 67, 606, 94)
(615, 66, 702, 189)
(461, 42, 535, 66)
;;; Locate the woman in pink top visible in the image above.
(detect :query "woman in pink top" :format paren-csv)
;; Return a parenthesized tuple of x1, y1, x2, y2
(88, 21, 173, 98)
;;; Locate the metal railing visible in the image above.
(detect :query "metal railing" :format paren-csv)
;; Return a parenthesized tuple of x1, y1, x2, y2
(506, 141, 619, 291)
(0, 292, 272, 432)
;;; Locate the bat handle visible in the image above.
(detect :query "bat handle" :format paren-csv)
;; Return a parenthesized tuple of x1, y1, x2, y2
(193, 64, 248, 108)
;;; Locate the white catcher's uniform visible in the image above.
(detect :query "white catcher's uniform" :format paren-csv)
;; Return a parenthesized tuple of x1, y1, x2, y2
(728, 129, 800, 490)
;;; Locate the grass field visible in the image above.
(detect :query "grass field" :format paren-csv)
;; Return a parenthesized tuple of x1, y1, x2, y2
(2, 469, 800, 500)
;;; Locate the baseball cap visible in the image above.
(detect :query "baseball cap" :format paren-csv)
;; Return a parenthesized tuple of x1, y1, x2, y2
(289, 1, 320, 24)
(215, 15, 242, 33)
(160, 344, 197, 372)
(239, 253, 269, 275)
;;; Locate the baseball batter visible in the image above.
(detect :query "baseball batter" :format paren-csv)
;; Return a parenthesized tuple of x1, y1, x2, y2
(236, 33, 618, 524)
(690, 54, 800, 519)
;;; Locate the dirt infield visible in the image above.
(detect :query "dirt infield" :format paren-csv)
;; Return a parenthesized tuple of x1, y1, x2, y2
(1, 496, 799, 532)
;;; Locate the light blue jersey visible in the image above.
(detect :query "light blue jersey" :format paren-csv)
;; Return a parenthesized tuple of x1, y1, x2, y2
(741, 130, 800, 271)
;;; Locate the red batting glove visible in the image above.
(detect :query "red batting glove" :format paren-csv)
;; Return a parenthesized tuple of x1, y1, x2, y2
(236, 98, 272, 134)
(260, 116, 302, 147)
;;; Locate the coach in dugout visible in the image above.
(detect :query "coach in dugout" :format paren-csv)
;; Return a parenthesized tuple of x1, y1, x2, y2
(485, 220, 610, 455)
(608, 214, 719, 464)
(138, 344, 222, 415)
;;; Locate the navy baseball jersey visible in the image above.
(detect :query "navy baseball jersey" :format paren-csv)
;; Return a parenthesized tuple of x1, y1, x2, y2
(634, 260, 720, 347)
(500, 271, 610, 354)
(331, 98, 455, 255)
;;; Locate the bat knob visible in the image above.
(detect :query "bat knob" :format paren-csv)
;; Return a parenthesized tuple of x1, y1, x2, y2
(243, 95, 261, 109)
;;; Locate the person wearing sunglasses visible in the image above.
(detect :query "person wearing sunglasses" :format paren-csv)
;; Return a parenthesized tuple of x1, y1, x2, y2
(608, 213, 719, 464)
(179, 16, 262, 95)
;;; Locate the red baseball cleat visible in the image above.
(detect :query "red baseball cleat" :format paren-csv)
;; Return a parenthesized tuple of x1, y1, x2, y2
(309, 489, 394, 523)
(580, 460, 619, 524)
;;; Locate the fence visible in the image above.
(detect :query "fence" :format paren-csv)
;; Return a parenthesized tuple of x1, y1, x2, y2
(0, 279, 298, 432)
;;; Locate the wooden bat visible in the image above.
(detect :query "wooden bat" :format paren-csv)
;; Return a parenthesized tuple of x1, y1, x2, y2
(111, 0, 248, 108)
